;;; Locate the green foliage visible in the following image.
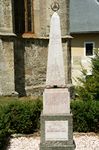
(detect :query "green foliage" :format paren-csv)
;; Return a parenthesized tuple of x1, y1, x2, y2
(76, 49, 99, 101)
(0, 129, 9, 150)
(91, 49, 99, 100)
(71, 100, 99, 132)
(12, 100, 41, 133)
(4, 99, 42, 134)
(0, 97, 43, 149)
(0, 106, 10, 150)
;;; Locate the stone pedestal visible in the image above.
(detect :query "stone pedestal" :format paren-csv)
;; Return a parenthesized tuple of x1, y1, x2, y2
(40, 113, 75, 150)
(43, 88, 70, 114)
(40, 88, 75, 150)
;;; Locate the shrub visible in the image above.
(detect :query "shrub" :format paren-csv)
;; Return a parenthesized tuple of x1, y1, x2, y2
(0, 129, 10, 150)
(3, 98, 43, 134)
(75, 49, 99, 101)
(0, 106, 10, 150)
(0, 97, 43, 149)
(71, 100, 99, 132)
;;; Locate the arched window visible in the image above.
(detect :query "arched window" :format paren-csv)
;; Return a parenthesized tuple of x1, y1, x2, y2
(14, 0, 34, 35)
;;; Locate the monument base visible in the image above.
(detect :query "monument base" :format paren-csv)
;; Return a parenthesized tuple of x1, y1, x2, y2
(40, 143, 75, 150)
(40, 113, 75, 150)
(43, 88, 70, 114)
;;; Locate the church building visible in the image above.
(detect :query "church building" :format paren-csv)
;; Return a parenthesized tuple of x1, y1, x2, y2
(0, 0, 99, 96)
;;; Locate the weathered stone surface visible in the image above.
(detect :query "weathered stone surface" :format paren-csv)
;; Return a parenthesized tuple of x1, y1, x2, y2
(0, 0, 69, 96)
(0, 0, 5, 32)
(40, 114, 74, 150)
(40, 0, 69, 36)
(46, 13, 65, 87)
(0, 0, 13, 33)
(33, 0, 40, 36)
(45, 120, 68, 141)
(0, 0, 16, 96)
(24, 40, 48, 95)
(4, 0, 13, 32)
(43, 88, 70, 114)
(0, 38, 15, 95)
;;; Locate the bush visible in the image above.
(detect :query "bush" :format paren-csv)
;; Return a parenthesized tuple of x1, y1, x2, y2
(71, 100, 99, 132)
(0, 97, 43, 149)
(4, 99, 42, 134)
(0, 106, 10, 150)
(76, 49, 99, 101)
(0, 129, 10, 150)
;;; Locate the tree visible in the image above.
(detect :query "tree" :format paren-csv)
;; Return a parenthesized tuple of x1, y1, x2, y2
(76, 49, 99, 101)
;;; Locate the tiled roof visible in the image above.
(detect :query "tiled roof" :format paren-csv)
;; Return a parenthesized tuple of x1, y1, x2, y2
(70, 0, 99, 33)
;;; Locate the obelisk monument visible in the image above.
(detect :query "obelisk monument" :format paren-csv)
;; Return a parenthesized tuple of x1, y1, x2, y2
(46, 11, 65, 87)
(40, 2, 75, 150)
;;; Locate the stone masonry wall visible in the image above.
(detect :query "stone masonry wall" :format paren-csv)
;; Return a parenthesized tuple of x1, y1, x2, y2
(40, 0, 69, 36)
(0, 0, 69, 96)
(0, 37, 15, 96)
(0, 0, 13, 33)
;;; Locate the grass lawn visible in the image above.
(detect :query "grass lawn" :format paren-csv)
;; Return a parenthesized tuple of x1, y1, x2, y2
(0, 96, 42, 106)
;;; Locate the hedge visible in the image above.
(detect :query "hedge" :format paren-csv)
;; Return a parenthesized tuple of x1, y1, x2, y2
(0, 98, 42, 149)
(71, 100, 99, 132)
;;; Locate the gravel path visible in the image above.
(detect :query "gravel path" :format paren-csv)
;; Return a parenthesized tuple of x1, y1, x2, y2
(7, 133, 99, 150)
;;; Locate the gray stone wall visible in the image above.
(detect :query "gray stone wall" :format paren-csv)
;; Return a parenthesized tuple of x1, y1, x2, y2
(0, 0, 5, 32)
(0, 0, 13, 34)
(39, 0, 69, 36)
(0, 0, 16, 96)
(24, 39, 47, 95)
(34, 0, 40, 36)
(0, 37, 15, 96)
(0, 0, 70, 96)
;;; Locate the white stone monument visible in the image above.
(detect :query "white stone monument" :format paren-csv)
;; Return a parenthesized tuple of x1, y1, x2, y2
(46, 12, 65, 87)
(40, 3, 75, 150)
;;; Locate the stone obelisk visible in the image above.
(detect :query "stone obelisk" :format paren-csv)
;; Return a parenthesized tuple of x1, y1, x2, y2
(40, 4, 75, 150)
(46, 12, 65, 87)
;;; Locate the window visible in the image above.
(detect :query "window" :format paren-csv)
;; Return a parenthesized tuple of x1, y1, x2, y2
(14, 0, 34, 35)
(84, 42, 94, 56)
(24, 0, 34, 33)
(14, 0, 25, 34)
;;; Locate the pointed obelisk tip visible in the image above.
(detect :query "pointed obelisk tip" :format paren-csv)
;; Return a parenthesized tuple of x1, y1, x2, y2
(52, 12, 59, 17)
(46, 7, 66, 88)
(51, 12, 60, 22)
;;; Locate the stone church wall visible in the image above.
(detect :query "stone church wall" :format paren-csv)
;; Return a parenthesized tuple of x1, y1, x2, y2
(39, 0, 69, 36)
(0, 37, 15, 96)
(0, 0, 70, 96)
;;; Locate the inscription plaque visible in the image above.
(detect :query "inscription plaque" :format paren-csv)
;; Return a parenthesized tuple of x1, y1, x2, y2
(45, 121, 68, 141)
